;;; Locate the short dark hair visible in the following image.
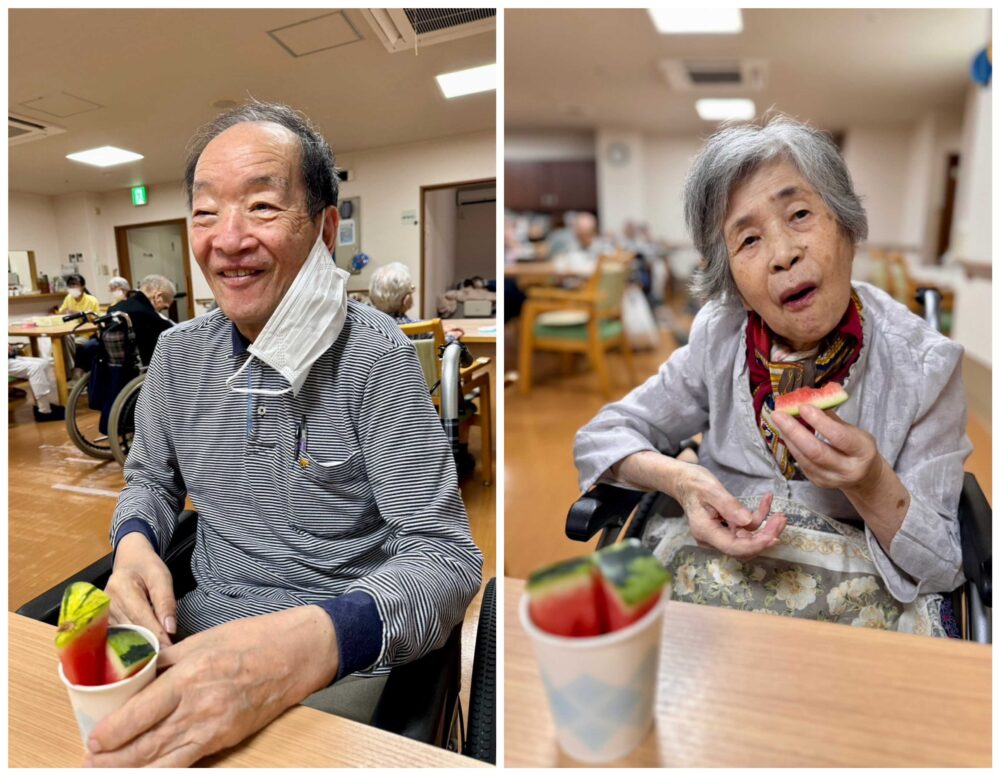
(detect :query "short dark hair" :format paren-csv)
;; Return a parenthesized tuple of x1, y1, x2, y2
(65, 273, 86, 287)
(184, 99, 339, 220)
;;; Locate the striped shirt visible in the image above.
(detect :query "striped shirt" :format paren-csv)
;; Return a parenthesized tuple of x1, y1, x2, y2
(110, 301, 483, 677)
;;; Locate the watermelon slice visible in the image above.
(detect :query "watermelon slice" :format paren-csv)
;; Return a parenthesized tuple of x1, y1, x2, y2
(527, 556, 603, 637)
(594, 539, 671, 633)
(773, 382, 848, 417)
(105, 627, 156, 684)
(56, 582, 111, 686)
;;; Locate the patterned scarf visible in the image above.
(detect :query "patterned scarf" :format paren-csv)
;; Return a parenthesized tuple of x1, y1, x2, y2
(747, 291, 864, 479)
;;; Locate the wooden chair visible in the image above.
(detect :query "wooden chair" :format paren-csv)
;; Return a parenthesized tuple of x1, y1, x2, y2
(518, 252, 636, 398)
(399, 318, 494, 486)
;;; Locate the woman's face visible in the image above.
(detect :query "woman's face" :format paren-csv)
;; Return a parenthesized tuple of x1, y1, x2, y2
(724, 158, 855, 351)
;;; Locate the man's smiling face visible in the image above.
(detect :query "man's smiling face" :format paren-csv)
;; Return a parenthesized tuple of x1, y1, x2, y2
(190, 121, 323, 341)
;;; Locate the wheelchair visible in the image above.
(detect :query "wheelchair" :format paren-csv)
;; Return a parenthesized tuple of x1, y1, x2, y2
(62, 310, 146, 466)
(566, 288, 992, 644)
(15, 510, 496, 761)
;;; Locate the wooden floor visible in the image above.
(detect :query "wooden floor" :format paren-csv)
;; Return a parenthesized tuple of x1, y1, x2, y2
(7, 400, 495, 726)
(505, 317, 993, 581)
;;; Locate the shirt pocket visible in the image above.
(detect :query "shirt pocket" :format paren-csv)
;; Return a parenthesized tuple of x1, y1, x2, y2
(287, 449, 375, 537)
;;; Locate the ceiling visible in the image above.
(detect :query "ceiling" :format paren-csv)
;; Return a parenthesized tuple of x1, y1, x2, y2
(9, 8, 496, 196)
(505, 8, 990, 136)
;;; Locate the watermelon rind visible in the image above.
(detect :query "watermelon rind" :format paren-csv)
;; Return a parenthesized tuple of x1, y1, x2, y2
(774, 383, 848, 417)
(594, 539, 671, 607)
(56, 582, 111, 649)
(105, 627, 156, 683)
(526, 556, 594, 594)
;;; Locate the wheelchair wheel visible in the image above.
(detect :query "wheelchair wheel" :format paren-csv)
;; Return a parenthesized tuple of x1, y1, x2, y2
(108, 374, 144, 467)
(64, 374, 114, 459)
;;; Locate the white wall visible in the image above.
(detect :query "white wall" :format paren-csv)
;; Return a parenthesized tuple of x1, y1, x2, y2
(643, 136, 703, 243)
(595, 129, 646, 237)
(841, 127, 913, 247)
(337, 129, 495, 311)
(423, 188, 457, 317)
(949, 84, 992, 266)
(8, 193, 62, 280)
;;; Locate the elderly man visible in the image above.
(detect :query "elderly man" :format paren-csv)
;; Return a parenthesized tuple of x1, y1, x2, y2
(109, 274, 176, 366)
(547, 211, 610, 260)
(90, 101, 482, 767)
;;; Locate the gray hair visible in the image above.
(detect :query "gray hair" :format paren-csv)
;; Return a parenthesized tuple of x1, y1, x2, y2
(684, 114, 868, 303)
(369, 262, 414, 316)
(184, 99, 339, 220)
(139, 274, 177, 300)
(108, 276, 131, 293)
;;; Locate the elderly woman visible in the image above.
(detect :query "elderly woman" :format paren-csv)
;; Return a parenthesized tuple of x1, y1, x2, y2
(369, 262, 418, 324)
(575, 116, 970, 634)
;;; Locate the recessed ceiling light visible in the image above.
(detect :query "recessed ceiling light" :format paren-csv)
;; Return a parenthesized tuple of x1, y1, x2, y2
(66, 146, 144, 167)
(695, 98, 756, 121)
(436, 63, 496, 99)
(649, 9, 743, 34)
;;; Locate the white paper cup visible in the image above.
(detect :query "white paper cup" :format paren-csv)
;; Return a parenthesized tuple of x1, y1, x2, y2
(520, 590, 668, 763)
(58, 623, 160, 746)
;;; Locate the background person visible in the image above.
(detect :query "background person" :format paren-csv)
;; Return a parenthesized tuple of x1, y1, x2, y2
(8, 345, 64, 422)
(109, 274, 176, 366)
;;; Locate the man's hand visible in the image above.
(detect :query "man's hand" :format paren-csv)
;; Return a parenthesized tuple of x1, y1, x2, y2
(772, 405, 880, 493)
(104, 532, 176, 648)
(672, 464, 786, 560)
(84, 605, 340, 768)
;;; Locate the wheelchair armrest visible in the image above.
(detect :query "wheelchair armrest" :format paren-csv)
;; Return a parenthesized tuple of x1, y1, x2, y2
(15, 553, 115, 625)
(14, 510, 200, 625)
(370, 623, 463, 746)
(567, 483, 645, 542)
(958, 473, 991, 607)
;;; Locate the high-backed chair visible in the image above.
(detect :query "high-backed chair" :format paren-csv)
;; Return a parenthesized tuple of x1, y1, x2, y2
(518, 252, 636, 398)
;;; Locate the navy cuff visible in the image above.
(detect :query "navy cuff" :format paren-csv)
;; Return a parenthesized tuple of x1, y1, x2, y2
(113, 518, 160, 556)
(316, 591, 383, 680)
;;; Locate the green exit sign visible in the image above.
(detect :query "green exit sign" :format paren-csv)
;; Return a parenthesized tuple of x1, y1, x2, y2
(131, 186, 148, 206)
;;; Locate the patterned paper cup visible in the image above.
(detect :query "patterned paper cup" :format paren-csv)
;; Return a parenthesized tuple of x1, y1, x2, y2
(58, 623, 160, 746)
(520, 591, 668, 763)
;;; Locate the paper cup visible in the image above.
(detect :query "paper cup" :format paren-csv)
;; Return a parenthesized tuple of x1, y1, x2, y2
(58, 623, 160, 746)
(520, 591, 667, 763)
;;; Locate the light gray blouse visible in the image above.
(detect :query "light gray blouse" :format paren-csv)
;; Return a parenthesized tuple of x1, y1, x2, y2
(575, 281, 971, 602)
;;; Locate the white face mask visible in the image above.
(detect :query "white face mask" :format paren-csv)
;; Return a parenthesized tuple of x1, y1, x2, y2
(111, 289, 126, 302)
(226, 230, 348, 397)
(69, 288, 83, 299)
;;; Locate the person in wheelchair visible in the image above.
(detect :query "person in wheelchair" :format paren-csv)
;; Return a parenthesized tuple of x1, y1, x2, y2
(575, 114, 970, 637)
(108, 274, 176, 366)
(88, 101, 482, 767)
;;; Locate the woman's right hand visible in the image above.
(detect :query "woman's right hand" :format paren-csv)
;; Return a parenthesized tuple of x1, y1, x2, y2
(669, 463, 786, 560)
(104, 532, 177, 648)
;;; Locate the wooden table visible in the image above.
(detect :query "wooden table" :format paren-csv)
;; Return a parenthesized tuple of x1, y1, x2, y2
(9, 613, 488, 768)
(8, 321, 95, 406)
(505, 578, 991, 767)
(444, 317, 497, 345)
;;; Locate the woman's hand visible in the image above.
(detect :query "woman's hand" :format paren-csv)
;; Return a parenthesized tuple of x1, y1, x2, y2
(104, 533, 176, 649)
(772, 405, 910, 551)
(672, 464, 787, 560)
(772, 405, 880, 494)
(84, 606, 340, 768)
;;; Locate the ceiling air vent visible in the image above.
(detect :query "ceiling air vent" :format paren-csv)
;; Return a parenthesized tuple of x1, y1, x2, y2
(659, 59, 768, 92)
(9, 112, 67, 146)
(361, 8, 495, 53)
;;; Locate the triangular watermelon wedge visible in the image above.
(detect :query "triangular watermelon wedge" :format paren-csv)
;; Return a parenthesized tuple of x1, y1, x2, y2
(105, 627, 156, 684)
(56, 582, 111, 686)
(527, 556, 604, 637)
(773, 382, 848, 417)
(594, 539, 671, 633)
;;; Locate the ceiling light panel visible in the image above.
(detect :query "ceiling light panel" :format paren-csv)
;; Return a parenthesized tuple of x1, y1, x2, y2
(66, 146, 144, 167)
(695, 99, 756, 121)
(436, 63, 496, 98)
(649, 9, 743, 34)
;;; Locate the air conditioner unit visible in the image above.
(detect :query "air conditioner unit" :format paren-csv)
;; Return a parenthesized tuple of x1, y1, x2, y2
(9, 112, 67, 146)
(361, 8, 495, 53)
(658, 59, 768, 92)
